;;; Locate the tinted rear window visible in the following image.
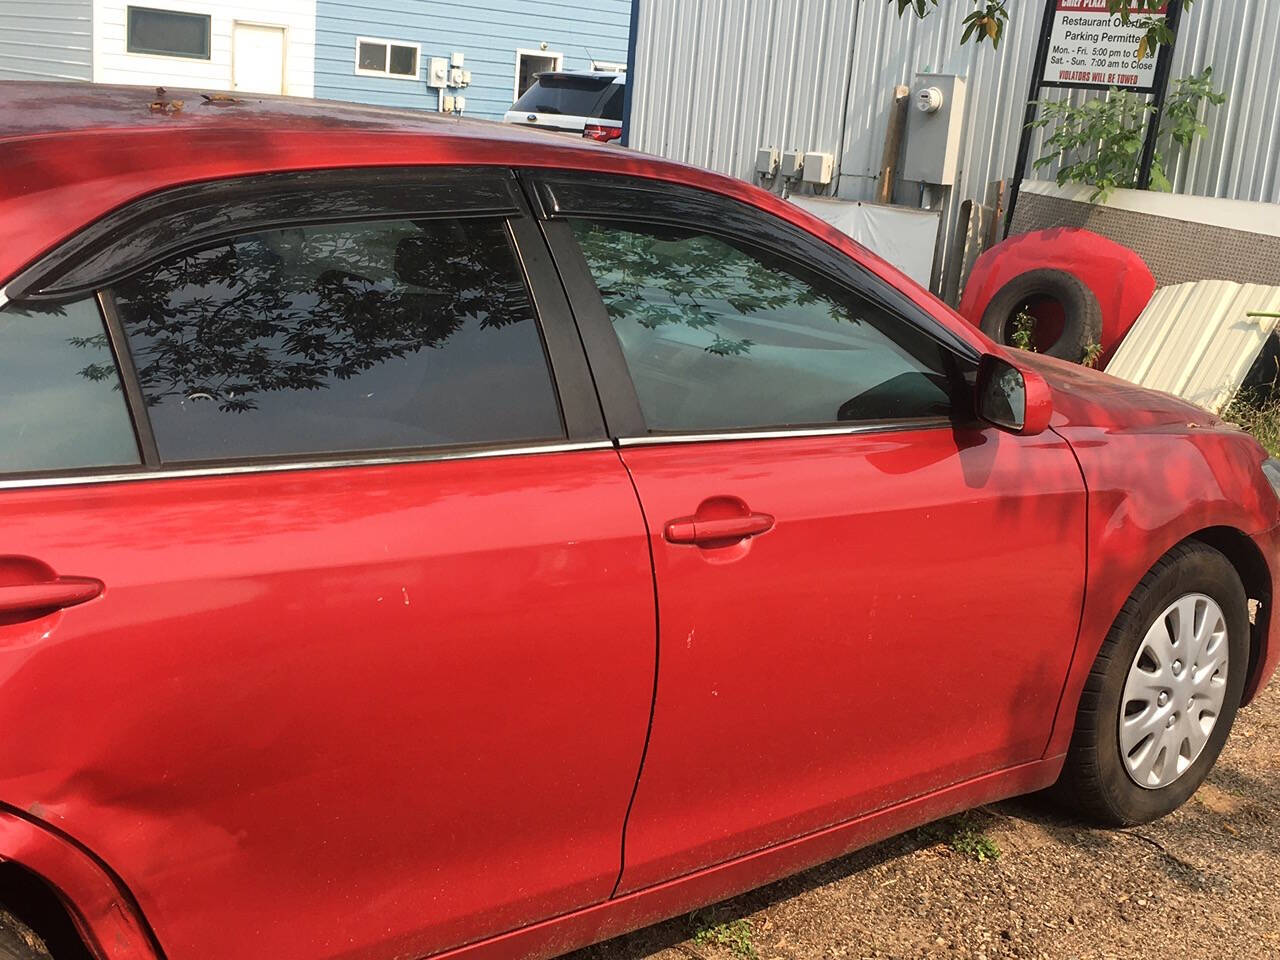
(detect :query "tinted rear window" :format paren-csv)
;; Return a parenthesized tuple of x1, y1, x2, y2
(513, 76, 617, 117)
(110, 216, 564, 462)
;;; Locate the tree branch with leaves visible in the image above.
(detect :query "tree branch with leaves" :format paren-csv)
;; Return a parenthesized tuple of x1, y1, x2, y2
(890, 0, 1191, 56)
(1030, 67, 1226, 201)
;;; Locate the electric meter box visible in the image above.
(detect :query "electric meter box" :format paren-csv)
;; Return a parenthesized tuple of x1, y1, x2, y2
(901, 73, 967, 186)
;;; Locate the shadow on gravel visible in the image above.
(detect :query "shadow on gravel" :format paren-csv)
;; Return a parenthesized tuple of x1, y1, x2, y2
(567, 686, 1280, 960)
(566, 825, 943, 960)
(571, 760, 1278, 960)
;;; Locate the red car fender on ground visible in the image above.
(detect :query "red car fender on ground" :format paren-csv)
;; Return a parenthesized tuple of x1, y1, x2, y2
(958, 228, 1156, 366)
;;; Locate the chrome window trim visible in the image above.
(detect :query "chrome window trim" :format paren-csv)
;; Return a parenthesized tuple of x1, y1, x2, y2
(615, 418, 954, 447)
(0, 441, 615, 491)
(0, 286, 9, 310)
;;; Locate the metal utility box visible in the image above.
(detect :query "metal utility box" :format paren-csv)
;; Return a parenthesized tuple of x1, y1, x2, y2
(801, 151, 834, 185)
(901, 73, 967, 186)
(755, 146, 779, 177)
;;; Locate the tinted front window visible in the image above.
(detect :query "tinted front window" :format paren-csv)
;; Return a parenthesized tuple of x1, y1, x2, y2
(570, 220, 957, 432)
(111, 217, 563, 462)
(513, 76, 614, 117)
(0, 299, 140, 474)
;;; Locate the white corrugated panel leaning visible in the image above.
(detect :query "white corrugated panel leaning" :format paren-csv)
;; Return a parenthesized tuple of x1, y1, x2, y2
(1105, 281, 1280, 413)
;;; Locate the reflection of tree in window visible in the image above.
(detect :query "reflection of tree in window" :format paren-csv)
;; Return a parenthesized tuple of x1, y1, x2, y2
(91, 217, 562, 461)
(110, 218, 535, 413)
(569, 218, 957, 432)
(571, 220, 857, 357)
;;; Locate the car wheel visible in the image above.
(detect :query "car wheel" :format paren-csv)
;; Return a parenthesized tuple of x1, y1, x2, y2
(1056, 541, 1249, 825)
(0, 910, 52, 960)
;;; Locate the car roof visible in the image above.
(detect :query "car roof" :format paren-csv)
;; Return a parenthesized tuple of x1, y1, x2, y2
(0, 81, 656, 285)
(0, 80, 601, 144)
(0, 82, 982, 355)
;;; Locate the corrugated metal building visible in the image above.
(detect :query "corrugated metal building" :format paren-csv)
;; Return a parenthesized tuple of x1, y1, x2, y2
(313, 0, 631, 120)
(0, 0, 94, 82)
(628, 0, 1280, 292)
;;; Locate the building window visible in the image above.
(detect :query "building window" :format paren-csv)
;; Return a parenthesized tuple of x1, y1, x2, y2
(355, 37, 420, 79)
(126, 6, 212, 60)
(513, 49, 563, 101)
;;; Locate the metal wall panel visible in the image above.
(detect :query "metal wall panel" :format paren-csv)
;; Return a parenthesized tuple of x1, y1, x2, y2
(0, 0, 92, 82)
(1106, 281, 1280, 413)
(629, 0, 857, 177)
(630, 0, 1280, 290)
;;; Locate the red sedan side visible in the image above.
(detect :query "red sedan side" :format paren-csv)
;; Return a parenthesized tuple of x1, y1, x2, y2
(0, 84, 1276, 960)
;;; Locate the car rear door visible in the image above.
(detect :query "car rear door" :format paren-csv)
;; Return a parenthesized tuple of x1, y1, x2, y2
(530, 171, 1088, 892)
(0, 169, 655, 960)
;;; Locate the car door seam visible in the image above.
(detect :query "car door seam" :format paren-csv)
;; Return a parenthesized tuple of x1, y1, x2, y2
(1041, 423, 1092, 759)
(609, 444, 662, 900)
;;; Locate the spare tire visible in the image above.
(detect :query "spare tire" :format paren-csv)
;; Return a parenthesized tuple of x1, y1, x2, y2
(978, 268, 1103, 363)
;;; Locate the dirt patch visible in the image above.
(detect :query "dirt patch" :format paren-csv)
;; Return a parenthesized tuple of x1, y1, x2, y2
(569, 681, 1280, 960)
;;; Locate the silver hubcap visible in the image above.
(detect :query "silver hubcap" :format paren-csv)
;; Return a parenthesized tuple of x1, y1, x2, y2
(1119, 593, 1229, 790)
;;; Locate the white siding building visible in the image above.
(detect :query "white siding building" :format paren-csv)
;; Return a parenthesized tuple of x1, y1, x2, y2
(93, 1, 316, 95)
(0, 1, 315, 96)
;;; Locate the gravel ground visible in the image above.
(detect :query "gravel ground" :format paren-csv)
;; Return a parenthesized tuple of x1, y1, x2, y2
(570, 680, 1280, 960)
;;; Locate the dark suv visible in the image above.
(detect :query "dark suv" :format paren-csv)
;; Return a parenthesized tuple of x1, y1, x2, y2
(503, 69, 624, 141)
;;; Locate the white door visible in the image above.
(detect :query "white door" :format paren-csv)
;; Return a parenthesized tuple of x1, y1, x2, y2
(233, 23, 286, 95)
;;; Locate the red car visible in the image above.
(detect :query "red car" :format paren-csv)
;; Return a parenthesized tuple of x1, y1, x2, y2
(0, 84, 1277, 960)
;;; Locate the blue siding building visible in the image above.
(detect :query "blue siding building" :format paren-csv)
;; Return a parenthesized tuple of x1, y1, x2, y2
(314, 0, 631, 121)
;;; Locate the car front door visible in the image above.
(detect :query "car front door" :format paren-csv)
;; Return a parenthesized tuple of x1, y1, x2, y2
(532, 172, 1088, 892)
(0, 170, 655, 960)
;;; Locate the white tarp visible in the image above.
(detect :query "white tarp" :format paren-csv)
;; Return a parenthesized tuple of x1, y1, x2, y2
(787, 196, 939, 290)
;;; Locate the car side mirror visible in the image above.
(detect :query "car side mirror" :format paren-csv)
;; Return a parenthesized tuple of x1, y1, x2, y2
(976, 354, 1052, 436)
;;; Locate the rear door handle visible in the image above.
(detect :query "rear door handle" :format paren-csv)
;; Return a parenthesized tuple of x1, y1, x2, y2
(665, 512, 775, 545)
(0, 577, 104, 616)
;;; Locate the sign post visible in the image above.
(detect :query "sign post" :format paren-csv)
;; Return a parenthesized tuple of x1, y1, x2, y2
(1004, 0, 1182, 234)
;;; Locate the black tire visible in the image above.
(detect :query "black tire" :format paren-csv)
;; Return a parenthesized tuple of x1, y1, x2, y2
(0, 910, 52, 960)
(978, 268, 1103, 362)
(1055, 541, 1250, 826)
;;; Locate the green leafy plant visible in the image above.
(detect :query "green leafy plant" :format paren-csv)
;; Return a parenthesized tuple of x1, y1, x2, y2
(1082, 341, 1104, 369)
(892, 0, 1009, 48)
(1009, 307, 1036, 352)
(1224, 388, 1280, 458)
(949, 817, 1001, 862)
(1154, 67, 1229, 189)
(1031, 68, 1225, 202)
(1224, 340, 1280, 458)
(889, 0, 1186, 56)
(690, 913, 758, 959)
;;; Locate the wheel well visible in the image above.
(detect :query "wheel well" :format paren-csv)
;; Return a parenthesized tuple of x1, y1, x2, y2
(0, 863, 93, 960)
(1186, 526, 1272, 701)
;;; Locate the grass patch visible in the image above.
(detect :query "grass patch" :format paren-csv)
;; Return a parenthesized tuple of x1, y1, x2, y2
(949, 816, 1001, 863)
(690, 912, 757, 959)
(1223, 387, 1280, 458)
